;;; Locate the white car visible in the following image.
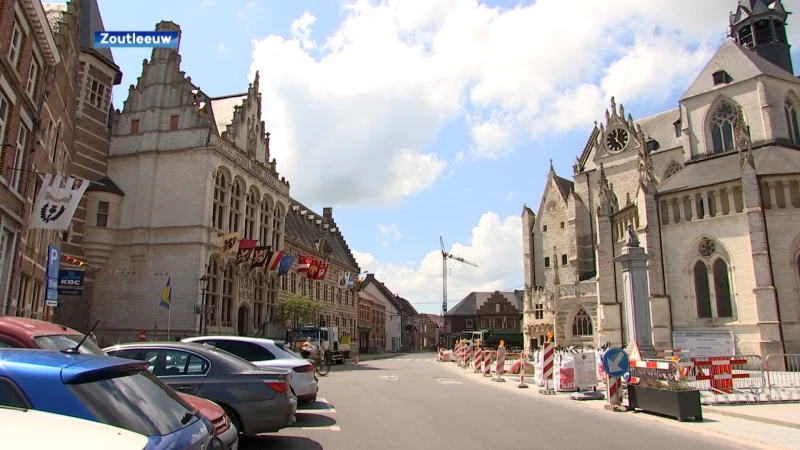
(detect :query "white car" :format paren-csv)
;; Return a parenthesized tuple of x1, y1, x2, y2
(182, 336, 319, 405)
(1, 406, 149, 449)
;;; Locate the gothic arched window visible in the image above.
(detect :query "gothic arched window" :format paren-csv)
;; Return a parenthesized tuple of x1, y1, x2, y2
(221, 263, 235, 327)
(253, 273, 266, 330)
(663, 161, 682, 180)
(244, 188, 259, 240)
(212, 172, 227, 230)
(572, 309, 593, 336)
(693, 260, 712, 318)
(712, 259, 734, 318)
(208, 257, 222, 325)
(784, 99, 800, 144)
(710, 101, 736, 154)
(260, 196, 272, 247)
(272, 204, 284, 250)
(228, 179, 244, 232)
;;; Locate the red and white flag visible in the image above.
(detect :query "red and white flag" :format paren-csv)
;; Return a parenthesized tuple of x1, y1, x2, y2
(315, 263, 328, 280)
(266, 250, 284, 272)
(297, 255, 313, 273)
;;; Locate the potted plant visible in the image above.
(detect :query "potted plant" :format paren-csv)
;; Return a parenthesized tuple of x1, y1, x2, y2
(627, 378, 703, 422)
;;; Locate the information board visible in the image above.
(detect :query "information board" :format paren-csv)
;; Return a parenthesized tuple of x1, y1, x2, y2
(572, 351, 597, 390)
(672, 330, 735, 357)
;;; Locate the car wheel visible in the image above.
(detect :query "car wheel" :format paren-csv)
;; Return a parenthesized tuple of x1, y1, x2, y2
(219, 404, 244, 435)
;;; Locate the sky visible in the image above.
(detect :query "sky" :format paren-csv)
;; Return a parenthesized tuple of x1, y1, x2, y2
(76, 0, 800, 315)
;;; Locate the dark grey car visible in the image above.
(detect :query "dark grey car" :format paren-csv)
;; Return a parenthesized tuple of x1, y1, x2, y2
(104, 342, 297, 436)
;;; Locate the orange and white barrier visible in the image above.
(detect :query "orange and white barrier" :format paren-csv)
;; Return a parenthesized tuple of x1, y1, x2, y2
(438, 347, 451, 362)
(473, 347, 482, 372)
(493, 345, 507, 382)
(482, 350, 492, 376)
(539, 342, 555, 394)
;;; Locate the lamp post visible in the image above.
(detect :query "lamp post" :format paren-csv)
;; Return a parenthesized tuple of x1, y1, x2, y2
(198, 275, 209, 335)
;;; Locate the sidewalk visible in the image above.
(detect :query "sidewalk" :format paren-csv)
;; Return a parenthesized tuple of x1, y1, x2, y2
(703, 403, 800, 429)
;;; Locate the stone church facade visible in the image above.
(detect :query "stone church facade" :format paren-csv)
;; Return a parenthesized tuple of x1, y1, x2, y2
(522, 0, 800, 358)
(77, 22, 359, 343)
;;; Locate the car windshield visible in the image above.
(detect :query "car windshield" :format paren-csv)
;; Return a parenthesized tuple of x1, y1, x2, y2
(66, 368, 199, 437)
(34, 334, 106, 355)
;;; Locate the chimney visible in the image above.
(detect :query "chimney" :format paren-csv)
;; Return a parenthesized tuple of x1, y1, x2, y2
(323, 207, 333, 221)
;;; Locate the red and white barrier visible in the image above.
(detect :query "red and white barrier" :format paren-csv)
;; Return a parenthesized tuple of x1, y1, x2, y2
(473, 347, 482, 372)
(607, 376, 622, 406)
(518, 351, 529, 388)
(539, 342, 555, 394)
(493, 345, 507, 382)
(482, 350, 492, 376)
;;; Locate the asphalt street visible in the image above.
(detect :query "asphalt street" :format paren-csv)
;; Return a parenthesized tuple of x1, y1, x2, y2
(239, 353, 770, 450)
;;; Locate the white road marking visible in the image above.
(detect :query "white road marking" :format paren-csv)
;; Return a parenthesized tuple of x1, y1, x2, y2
(436, 377, 463, 385)
(314, 398, 336, 413)
(301, 426, 341, 431)
(378, 375, 399, 381)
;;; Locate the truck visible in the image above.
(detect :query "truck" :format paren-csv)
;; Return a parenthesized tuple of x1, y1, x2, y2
(470, 329, 524, 350)
(292, 326, 351, 364)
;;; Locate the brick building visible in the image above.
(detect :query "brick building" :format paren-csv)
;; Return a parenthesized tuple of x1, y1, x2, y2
(522, 0, 800, 357)
(0, 0, 115, 327)
(360, 274, 419, 351)
(418, 313, 440, 349)
(445, 291, 522, 347)
(357, 289, 385, 354)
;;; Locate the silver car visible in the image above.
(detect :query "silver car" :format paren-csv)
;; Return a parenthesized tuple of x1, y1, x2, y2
(104, 342, 297, 436)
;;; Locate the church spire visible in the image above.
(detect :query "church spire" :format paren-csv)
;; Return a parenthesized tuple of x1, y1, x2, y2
(730, 0, 793, 74)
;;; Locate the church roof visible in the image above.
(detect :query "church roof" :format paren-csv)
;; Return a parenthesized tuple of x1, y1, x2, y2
(681, 39, 798, 101)
(78, 0, 114, 63)
(209, 94, 247, 137)
(657, 146, 800, 194)
(447, 292, 477, 315)
(284, 202, 359, 270)
(553, 175, 574, 200)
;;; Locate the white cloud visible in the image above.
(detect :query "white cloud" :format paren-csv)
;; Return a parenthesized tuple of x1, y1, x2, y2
(247, 1, 256, 7)
(290, 12, 318, 50)
(353, 211, 523, 313)
(218, 44, 228, 53)
(250, 0, 732, 206)
(377, 224, 403, 240)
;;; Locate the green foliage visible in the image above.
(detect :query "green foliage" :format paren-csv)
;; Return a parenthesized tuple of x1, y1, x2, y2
(273, 294, 323, 330)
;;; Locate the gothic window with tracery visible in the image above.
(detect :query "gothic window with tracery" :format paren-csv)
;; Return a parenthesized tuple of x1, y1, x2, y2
(212, 172, 227, 230)
(272, 204, 284, 250)
(229, 180, 244, 232)
(208, 257, 221, 325)
(710, 101, 736, 154)
(260, 197, 272, 246)
(253, 273, 266, 330)
(693, 261, 712, 318)
(663, 161, 682, 180)
(691, 238, 734, 319)
(244, 188, 258, 240)
(221, 264, 234, 327)
(785, 99, 800, 144)
(572, 309, 593, 336)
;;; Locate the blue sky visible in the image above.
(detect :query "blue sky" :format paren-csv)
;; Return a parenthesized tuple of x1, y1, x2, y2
(84, 0, 799, 314)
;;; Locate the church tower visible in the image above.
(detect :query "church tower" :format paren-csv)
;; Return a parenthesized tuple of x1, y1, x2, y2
(730, 0, 794, 74)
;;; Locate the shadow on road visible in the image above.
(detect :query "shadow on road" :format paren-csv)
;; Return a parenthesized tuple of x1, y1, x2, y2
(299, 400, 336, 411)
(240, 435, 322, 450)
(329, 364, 384, 372)
(293, 413, 337, 427)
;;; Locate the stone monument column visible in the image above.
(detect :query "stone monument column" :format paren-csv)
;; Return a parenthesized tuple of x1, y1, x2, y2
(613, 224, 656, 358)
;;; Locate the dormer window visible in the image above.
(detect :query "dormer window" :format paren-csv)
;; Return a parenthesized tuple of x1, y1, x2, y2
(673, 120, 682, 138)
(646, 139, 660, 153)
(85, 77, 110, 112)
(712, 70, 733, 86)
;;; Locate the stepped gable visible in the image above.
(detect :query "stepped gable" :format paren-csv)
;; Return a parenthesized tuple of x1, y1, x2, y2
(284, 202, 359, 270)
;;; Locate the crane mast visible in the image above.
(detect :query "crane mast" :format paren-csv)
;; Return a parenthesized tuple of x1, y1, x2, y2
(440, 236, 478, 344)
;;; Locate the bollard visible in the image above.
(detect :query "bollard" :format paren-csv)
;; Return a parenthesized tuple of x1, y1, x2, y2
(493, 343, 507, 383)
(539, 341, 555, 395)
(473, 346, 482, 373)
(518, 350, 529, 389)
(482, 350, 492, 377)
(603, 374, 625, 412)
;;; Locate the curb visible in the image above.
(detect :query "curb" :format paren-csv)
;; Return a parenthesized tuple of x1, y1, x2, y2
(703, 407, 800, 430)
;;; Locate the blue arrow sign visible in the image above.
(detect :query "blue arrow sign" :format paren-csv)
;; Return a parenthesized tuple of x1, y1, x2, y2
(602, 348, 630, 378)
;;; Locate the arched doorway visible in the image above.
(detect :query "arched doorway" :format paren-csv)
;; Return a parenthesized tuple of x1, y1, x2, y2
(237, 305, 249, 336)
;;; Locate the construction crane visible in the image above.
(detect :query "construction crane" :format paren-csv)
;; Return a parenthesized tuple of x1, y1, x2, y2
(440, 236, 478, 337)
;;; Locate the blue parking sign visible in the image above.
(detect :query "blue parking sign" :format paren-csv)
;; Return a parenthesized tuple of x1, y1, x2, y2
(45, 245, 60, 306)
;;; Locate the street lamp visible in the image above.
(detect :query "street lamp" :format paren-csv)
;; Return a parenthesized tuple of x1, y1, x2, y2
(197, 275, 209, 335)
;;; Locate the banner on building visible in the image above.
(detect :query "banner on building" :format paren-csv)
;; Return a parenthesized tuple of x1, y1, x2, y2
(29, 175, 90, 230)
(296, 255, 312, 273)
(235, 239, 257, 265)
(251, 246, 269, 269)
(266, 250, 284, 272)
(220, 232, 242, 255)
(277, 254, 295, 276)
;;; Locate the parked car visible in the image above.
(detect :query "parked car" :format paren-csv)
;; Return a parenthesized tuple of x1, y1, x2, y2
(182, 335, 319, 405)
(0, 316, 237, 449)
(104, 342, 297, 435)
(0, 349, 213, 450)
(2, 406, 150, 450)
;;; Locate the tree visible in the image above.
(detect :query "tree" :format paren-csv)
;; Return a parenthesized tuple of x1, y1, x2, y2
(273, 294, 323, 331)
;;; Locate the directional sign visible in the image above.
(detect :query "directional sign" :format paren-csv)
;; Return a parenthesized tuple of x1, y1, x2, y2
(601, 348, 630, 378)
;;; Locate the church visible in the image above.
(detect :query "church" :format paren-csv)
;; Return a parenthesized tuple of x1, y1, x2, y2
(521, 0, 800, 358)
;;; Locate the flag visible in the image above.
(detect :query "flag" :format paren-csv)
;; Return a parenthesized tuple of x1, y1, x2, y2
(307, 259, 319, 278)
(159, 276, 171, 309)
(277, 254, 295, 276)
(315, 263, 328, 280)
(29, 174, 90, 230)
(235, 239, 257, 265)
(297, 255, 312, 273)
(338, 272, 348, 287)
(266, 250, 284, 272)
(220, 232, 242, 255)
(251, 246, 269, 269)
(345, 272, 356, 289)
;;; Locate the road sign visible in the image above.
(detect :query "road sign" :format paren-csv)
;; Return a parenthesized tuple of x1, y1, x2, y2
(138, 329, 147, 342)
(45, 245, 60, 307)
(601, 348, 630, 378)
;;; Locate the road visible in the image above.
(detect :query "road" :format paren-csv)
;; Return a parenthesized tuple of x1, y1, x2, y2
(239, 354, 769, 450)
